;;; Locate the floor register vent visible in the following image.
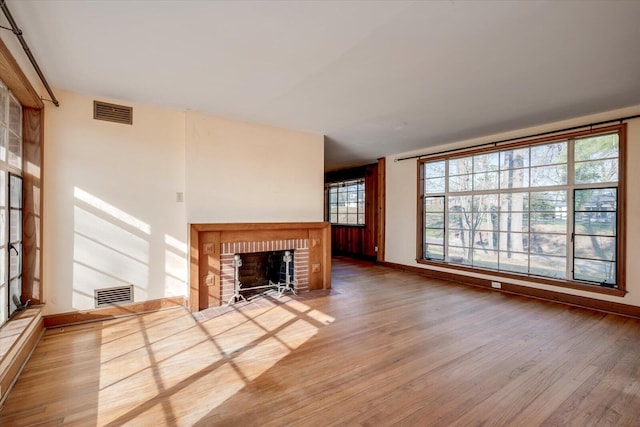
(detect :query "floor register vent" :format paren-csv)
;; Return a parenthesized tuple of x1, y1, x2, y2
(95, 285, 134, 308)
(93, 100, 133, 125)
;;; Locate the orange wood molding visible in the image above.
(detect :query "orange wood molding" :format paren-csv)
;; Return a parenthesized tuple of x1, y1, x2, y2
(43, 297, 188, 328)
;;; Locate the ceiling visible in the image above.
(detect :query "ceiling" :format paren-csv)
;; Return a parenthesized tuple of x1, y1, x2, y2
(6, 0, 640, 170)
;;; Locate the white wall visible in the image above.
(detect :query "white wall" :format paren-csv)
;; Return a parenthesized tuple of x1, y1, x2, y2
(43, 89, 188, 314)
(41, 91, 325, 315)
(386, 105, 640, 307)
(185, 111, 324, 223)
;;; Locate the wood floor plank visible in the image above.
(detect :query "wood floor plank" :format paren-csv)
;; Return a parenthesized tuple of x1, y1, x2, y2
(1, 257, 640, 426)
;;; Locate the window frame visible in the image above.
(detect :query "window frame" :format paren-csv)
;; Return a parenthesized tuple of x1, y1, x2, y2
(327, 178, 366, 226)
(416, 124, 626, 296)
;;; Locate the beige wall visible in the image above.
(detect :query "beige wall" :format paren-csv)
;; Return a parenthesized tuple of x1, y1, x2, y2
(41, 91, 325, 315)
(385, 105, 640, 307)
(43, 89, 188, 314)
(185, 111, 324, 223)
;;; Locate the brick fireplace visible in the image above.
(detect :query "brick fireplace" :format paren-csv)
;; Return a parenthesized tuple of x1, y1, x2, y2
(189, 222, 331, 311)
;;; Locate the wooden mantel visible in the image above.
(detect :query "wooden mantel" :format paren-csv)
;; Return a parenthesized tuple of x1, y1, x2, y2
(189, 222, 331, 311)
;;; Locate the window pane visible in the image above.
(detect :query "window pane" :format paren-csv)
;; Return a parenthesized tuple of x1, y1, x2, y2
(424, 177, 445, 193)
(530, 191, 566, 212)
(448, 245, 471, 265)
(424, 161, 445, 178)
(530, 164, 567, 186)
(530, 255, 566, 278)
(574, 235, 616, 261)
(425, 213, 444, 228)
(575, 188, 616, 212)
(473, 172, 499, 191)
(448, 213, 470, 230)
(474, 152, 499, 172)
(0, 126, 5, 163)
(424, 244, 444, 260)
(329, 213, 337, 223)
(448, 229, 474, 249)
(424, 196, 444, 212)
(575, 134, 618, 161)
(8, 95, 21, 136)
(575, 159, 618, 184)
(8, 131, 21, 169)
(499, 232, 528, 253)
(500, 192, 529, 212)
(531, 142, 567, 166)
(500, 147, 529, 169)
(473, 247, 498, 270)
(449, 174, 471, 192)
(574, 259, 616, 285)
(530, 233, 566, 256)
(473, 194, 499, 212)
(474, 213, 494, 232)
(530, 213, 566, 234)
(499, 251, 529, 274)
(574, 212, 616, 236)
(449, 157, 472, 175)
(357, 213, 364, 225)
(328, 188, 337, 203)
(499, 212, 529, 233)
(425, 228, 444, 243)
(500, 169, 529, 189)
(449, 195, 473, 212)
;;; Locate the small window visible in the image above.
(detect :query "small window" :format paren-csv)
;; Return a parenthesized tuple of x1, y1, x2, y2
(327, 179, 365, 225)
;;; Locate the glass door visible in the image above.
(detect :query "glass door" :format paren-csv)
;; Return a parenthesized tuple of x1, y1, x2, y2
(8, 173, 22, 317)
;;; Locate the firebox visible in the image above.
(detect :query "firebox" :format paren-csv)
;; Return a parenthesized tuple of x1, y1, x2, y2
(238, 250, 294, 296)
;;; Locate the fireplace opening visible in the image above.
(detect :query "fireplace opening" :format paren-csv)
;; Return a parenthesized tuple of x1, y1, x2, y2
(236, 250, 294, 299)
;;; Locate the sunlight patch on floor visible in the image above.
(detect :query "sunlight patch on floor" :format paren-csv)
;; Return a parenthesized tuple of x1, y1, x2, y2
(94, 298, 334, 424)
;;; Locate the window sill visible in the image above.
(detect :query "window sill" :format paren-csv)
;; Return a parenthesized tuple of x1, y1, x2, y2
(416, 259, 626, 297)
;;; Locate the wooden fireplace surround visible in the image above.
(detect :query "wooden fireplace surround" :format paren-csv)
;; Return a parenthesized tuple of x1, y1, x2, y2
(189, 222, 331, 311)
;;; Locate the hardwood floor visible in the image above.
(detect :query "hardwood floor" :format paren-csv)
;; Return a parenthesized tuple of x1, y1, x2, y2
(2, 257, 640, 426)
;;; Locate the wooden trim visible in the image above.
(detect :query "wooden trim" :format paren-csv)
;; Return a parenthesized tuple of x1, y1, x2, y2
(416, 157, 424, 262)
(380, 261, 640, 319)
(418, 124, 624, 163)
(0, 308, 44, 406)
(43, 296, 188, 328)
(376, 157, 386, 262)
(22, 107, 44, 305)
(416, 258, 625, 296)
(192, 222, 329, 232)
(617, 123, 627, 292)
(0, 37, 43, 109)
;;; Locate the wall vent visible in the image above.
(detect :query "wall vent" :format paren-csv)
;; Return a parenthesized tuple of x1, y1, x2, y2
(95, 285, 134, 308)
(93, 100, 133, 125)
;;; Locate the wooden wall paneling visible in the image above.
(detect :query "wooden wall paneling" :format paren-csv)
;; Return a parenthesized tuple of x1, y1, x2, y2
(363, 164, 377, 258)
(321, 224, 332, 289)
(22, 107, 43, 304)
(376, 157, 386, 262)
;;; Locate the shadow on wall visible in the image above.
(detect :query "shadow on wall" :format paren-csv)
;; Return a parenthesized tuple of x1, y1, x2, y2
(72, 187, 187, 311)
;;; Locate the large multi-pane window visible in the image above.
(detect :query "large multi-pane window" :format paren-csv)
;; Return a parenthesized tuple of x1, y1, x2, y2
(419, 126, 624, 291)
(327, 179, 365, 225)
(0, 80, 22, 327)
